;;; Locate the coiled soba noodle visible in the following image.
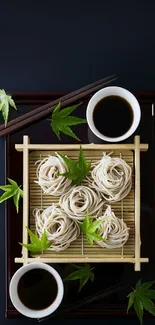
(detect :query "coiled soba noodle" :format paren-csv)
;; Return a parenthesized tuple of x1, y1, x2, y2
(36, 154, 71, 196)
(59, 185, 104, 221)
(35, 205, 80, 251)
(96, 205, 129, 248)
(89, 152, 132, 202)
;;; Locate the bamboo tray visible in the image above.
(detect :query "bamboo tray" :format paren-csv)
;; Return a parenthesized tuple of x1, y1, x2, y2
(15, 135, 149, 271)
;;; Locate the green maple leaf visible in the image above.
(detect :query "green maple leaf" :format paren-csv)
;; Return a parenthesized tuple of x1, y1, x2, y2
(58, 146, 91, 185)
(50, 102, 87, 141)
(64, 264, 95, 292)
(81, 212, 105, 246)
(0, 178, 23, 213)
(127, 280, 155, 324)
(0, 89, 17, 125)
(19, 227, 51, 254)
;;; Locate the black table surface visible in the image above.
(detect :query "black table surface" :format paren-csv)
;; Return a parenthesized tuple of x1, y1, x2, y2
(3, 91, 155, 322)
(1, 1, 155, 325)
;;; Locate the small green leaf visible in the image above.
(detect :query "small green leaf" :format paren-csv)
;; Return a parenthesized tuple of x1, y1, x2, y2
(134, 293, 143, 325)
(141, 281, 155, 290)
(51, 120, 60, 139)
(88, 220, 103, 233)
(0, 89, 17, 125)
(59, 125, 80, 141)
(40, 230, 51, 249)
(81, 211, 90, 232)
(127, 280, 155, 324)
(1, 101, 9, 126)
(62, 116, 86, 126)
(59, 147, 91, 185)
(81, 212, 105, 246)
(127, 291, 135, 312)
(0, 185, 14, 192)
(78, 146, 91, 175)
(19, 243, 42, 254)
(8, 96, 17, 110)
(50, 102, 86, 141)
(19, 188, 24, 198)
(8, 178, 18, 187)
(51, 102, 61, 119)
(143, 290, 155, 299)
(13, 190, 21, 213)
(58, 153, 77, 169)
(0, 189, 17, 203)
(79, 275, 89, 292)
(26, 227, 40, 245)
(142, 298, 155, 316)
(86, 233, 104, 246)
(58, 103, 82, 118)
(20, 228, 51, 254)
(0, 102, 4, 111)
(0, 178, 23, 213)
(136, 280, 142, 290)
(89, 271, 94, 282)
(64, 269, 85, 281)
(64, 264, 95, 292)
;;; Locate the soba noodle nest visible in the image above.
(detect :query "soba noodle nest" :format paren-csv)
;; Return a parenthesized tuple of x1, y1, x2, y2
(96, 205, 129, 248)
(35, 205, 80, 251)
(59, 185, 104, 221)
(35, 154, 71, 196)
(88, 152, 132, 202)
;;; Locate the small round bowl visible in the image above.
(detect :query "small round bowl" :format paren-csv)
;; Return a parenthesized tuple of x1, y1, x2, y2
(9, 262, 64, 318)
(86, 86, 141, 143)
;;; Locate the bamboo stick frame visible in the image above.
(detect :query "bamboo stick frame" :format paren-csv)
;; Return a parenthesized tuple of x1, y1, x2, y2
(15, 257, 148, 264)
(15, 135, 149, 270)
(134, 136, 141, 271)
(22, 136, 30, 265)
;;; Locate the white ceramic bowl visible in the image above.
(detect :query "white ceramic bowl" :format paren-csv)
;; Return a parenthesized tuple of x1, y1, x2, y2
(9, 262, 64, 318)
(86, 86, 141, 142)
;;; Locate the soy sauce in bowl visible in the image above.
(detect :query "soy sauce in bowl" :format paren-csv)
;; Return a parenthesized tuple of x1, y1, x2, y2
(93, 95, 133, 138)
(17, 268, 58, 310)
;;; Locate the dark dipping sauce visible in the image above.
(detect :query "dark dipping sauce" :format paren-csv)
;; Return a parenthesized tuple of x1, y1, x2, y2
(93, 95, 133, 138)
(17, 268, 58, 310)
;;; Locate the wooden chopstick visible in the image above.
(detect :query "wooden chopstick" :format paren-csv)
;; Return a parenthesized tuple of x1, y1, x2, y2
(0, 75, 116, 131)
(0, 75, 117, 136)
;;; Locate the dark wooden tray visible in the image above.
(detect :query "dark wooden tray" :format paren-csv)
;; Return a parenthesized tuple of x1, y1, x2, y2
(5, 92, 155, 319)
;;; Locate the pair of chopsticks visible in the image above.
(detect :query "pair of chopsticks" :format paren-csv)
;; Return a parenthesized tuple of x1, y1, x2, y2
(0, 75, 117, 137)
(38, 280, 128, 322)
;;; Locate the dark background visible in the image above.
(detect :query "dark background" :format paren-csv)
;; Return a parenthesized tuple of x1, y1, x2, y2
(0, 0, 155, 324)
